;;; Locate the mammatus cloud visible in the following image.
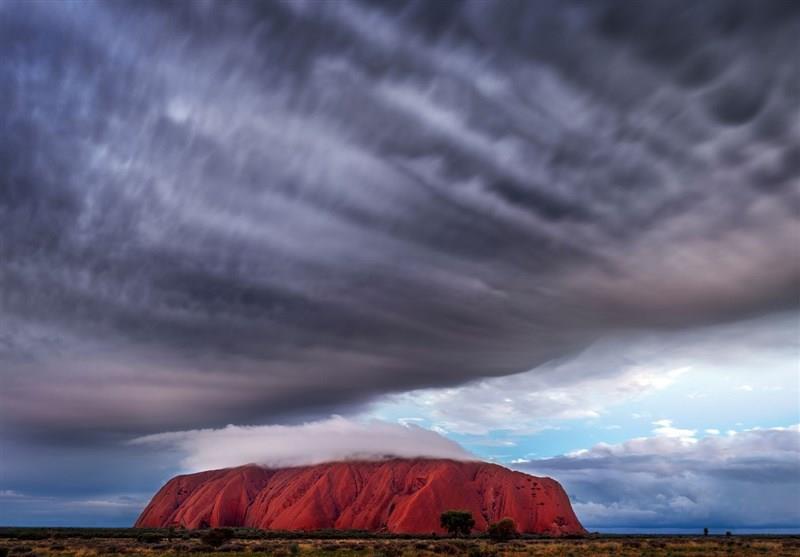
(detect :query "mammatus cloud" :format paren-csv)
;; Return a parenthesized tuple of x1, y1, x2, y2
(1, 0, 798, 439)
(131, 416, 474, 472)
(520, 425, 800, 529)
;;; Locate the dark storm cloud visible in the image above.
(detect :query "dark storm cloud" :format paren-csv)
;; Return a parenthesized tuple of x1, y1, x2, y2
(1, 0, 798, 444)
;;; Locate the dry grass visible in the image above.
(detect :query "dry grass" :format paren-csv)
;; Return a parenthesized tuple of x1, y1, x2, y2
(1, 535, 799, 557)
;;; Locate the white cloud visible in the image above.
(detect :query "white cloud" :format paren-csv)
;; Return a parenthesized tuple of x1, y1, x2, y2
(737, 385, 754, 392)
(0, 490, 24, 498)
(519, 425, 800, 529)
(371, 313, 798, 437)
(461, 439, 517, 448)
(131, 416, 473, 472)
(651, 419, 697, 442)
(705, 429, 721, 435)
(373, 340, 691, 435)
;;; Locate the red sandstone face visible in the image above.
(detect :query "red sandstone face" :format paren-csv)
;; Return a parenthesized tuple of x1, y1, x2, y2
(135, 458, 585, 536)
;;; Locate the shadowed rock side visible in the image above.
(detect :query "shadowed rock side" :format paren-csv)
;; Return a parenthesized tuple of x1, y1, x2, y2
(135, 459, 585, 536)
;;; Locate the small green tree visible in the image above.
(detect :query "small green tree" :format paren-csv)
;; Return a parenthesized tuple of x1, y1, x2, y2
(703, 527, 709, 536)
(487, 518, 517, 542)
(440, 510, 475, 537)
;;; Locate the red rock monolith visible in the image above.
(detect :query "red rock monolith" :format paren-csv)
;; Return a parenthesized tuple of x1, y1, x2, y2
(135, 458, 585, 536)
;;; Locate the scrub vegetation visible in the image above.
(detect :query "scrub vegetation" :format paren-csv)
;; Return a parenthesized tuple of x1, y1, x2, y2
(1, 528, 798, 557)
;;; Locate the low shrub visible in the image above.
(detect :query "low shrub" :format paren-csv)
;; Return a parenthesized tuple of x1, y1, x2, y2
(487, 518, 517, 542)
(200, 528, 234, 548)
(135, 533, 162, 544)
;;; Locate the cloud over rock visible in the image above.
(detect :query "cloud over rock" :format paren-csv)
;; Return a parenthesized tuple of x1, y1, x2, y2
(132, 416, 473, 472)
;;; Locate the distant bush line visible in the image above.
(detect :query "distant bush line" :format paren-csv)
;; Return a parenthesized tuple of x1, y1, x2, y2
(0, 527, 586, 541)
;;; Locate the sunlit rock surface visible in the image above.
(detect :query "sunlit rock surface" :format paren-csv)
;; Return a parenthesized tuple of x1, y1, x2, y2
(135, 459, 585, 536)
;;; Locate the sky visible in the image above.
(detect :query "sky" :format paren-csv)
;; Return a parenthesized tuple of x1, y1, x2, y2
(0, 0, 798, 532)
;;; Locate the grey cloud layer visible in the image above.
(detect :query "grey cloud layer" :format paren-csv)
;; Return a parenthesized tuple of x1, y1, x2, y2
(521, 426, 800, 529)
(1, 0, 799, 439)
